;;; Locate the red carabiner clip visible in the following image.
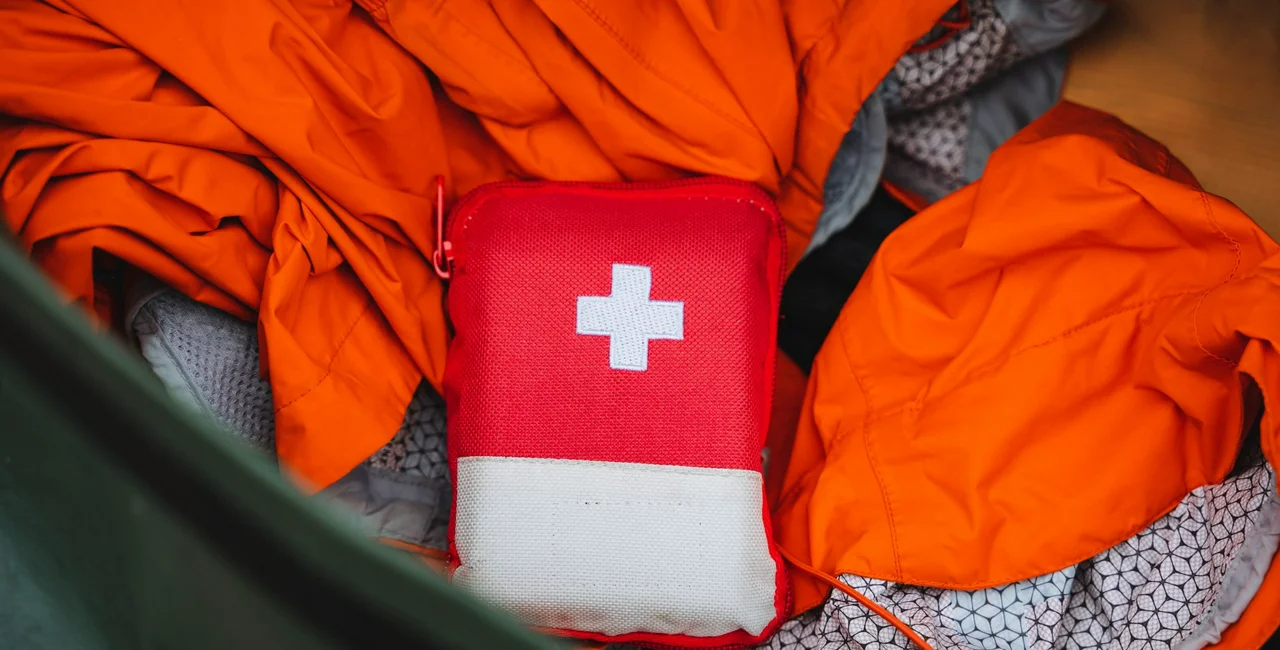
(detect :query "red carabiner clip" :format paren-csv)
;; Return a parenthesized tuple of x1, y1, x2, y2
(431, 175, 453, 280)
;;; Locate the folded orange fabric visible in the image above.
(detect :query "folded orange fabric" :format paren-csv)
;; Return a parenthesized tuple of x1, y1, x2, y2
(775, 102, 1280, 617)
(0, 0, 953, 488)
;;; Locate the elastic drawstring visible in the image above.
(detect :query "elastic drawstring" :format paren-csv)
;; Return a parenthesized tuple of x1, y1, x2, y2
(908, 0, 973, 53)
(778, 546, 937, 650)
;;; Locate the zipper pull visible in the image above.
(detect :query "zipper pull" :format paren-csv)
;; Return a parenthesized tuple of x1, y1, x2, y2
(431, 175, 453, 280)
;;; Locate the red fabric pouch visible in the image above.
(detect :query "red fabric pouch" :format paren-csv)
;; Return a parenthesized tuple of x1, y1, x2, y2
(438, 177, 789, 647)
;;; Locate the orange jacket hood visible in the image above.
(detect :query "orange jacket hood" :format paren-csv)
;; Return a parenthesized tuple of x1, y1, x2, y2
(776, 103, 1280, 618)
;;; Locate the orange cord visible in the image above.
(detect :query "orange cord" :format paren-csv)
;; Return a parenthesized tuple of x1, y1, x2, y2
(880, 178, 930, 213)
(779, 546, 937, 650)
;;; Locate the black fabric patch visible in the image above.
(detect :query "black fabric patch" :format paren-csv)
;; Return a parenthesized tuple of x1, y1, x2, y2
(778, 187, 915, 372)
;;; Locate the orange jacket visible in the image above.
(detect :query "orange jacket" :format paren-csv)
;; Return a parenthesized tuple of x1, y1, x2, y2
(772, 102, 1280, 646)
(0, 0, 953, 488)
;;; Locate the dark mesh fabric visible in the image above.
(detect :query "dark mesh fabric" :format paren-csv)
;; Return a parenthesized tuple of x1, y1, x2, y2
(779, 187, 915, 372)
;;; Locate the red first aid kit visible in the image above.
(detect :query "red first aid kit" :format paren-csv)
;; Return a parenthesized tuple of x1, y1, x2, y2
(437, 177, 789, 647)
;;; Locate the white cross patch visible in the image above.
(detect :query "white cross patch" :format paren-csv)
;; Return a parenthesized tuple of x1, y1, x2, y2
(576, 264, 684, 371)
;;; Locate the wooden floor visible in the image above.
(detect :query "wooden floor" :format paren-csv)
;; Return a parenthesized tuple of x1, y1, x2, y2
(1062, 0, 1280, 235)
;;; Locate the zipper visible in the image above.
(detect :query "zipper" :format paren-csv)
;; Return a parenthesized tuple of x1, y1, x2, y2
(436, 175, 790, 466)
(433, 175, 786, 281)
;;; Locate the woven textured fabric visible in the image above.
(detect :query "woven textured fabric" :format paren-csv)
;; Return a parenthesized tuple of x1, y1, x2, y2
(454, 457, 778, 638)
(128, 287, 452, 550)
(447, 186, 779, 469)
(368, 384, 449, 480)
(131, 289, 276, 453)
(443, 178, 788, 647)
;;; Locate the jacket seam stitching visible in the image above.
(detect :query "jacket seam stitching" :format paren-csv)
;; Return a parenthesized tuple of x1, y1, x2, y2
(837, 325, 904, 580)
(1190, 185, 1244, 367)
(835, 489, 1195, 590)
(436, 3, 556, 107)
(274, 301, 371, 413)
(567, 0, 758, 137)
(1008, 292, 1194, 360)
(849, 291, 1200, 428)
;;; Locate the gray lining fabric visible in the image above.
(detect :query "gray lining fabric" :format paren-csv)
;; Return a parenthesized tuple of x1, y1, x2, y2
(1175, 488, 1280, 650)
(127, 282, 276, 454)
(809, 85, 888, 255)
(882, 0, 1104, 204)
(127, 285, 451, 551)
(994, 0, 1108, 56)
(882, 47, 1071, 204)
(815, 0, 1105, 242)
(326, 385, 451, 551)
(962, 48, 1068, 183)
(883, 0, 1027, 116)
(884, 0, 1103, 113)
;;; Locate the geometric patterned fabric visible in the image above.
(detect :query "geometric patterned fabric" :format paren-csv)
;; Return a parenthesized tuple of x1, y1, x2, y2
(127, 8, 1266, 633)
(882, 0, 1026, 199)
(886, 99, 971, 190)
(883, 0, 1026, 198)
(886, 0, 1024, 115)
(756, 463, 1279, 650)
(364, 383, 451, 550)
(368, 383, 449, 481)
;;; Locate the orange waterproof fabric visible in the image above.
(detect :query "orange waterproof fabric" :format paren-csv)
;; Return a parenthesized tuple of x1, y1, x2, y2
(0, 0, 954, 488)
(775, 101, 1280, 615)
